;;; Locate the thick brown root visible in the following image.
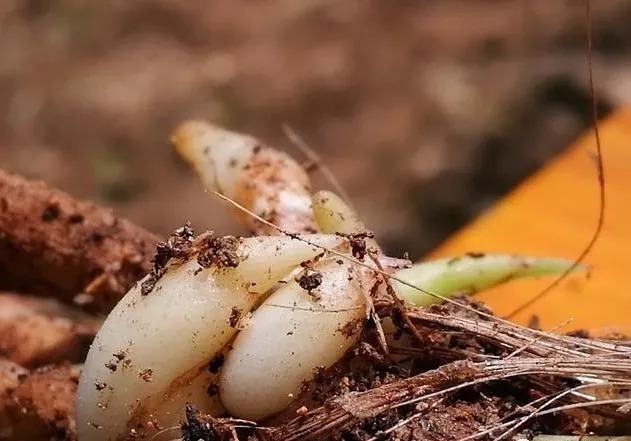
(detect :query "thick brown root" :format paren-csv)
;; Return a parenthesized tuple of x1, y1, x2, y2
(0, 362, 79, 441)
(0, 169, 159, 313)
(0, 292, 99, 368)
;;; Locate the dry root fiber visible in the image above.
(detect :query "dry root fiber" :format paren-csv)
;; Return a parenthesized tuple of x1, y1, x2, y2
(0, 169, 159, 313)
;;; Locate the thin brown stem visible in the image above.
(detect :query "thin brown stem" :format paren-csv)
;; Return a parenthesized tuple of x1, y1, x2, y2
(507, 0, 605, 318)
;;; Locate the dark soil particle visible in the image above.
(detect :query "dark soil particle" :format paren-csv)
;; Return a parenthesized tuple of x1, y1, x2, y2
(104, 361, 117, 372)
(138, 368, 153, 382)
(113, 350, 127, 361)
(527, 314, 542, 330)
(141, 222, 195, 295)
(228, 307, 242, 328)
(41, 203, 60, 222)
(208, 353, 225, 374)
(154, 228, 192, 269)
(67, 213, 84, 224)
(181, 405, 221, 441)
(352, 342, 385, 362)
(197, 235, 241, 270)
(206, 383, 219, 397)
(566, 329, 591, 338)
(296, 269, 323, 293)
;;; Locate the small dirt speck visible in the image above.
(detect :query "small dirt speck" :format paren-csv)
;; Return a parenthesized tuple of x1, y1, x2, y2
(465, 252, 485, 258)
(206, 383, 219, 397)
(113, 350, 126, 361)
(208, 353, 225, 374)
(567, 329, 590, 339)
(296, 269, 323, 297)
(527, 314, 541, 330)
(68, 213, 84, 224)
(353, 342, 384, 362)
(94, 380, 107, 391)
(448, 256, 461, 266)
(89, 231, 104, 244)
(142, 222, 195, 295)
(41, 203, 60, 221)
(105, 361, 117, 372)
(138, 368, 153, 382)
(228, 307, 242, 328)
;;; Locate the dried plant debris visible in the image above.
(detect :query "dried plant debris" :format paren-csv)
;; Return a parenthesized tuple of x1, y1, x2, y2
(335, 232, 375, 260)
(195, 329, 630, 441)
(157, 292, 631, 441)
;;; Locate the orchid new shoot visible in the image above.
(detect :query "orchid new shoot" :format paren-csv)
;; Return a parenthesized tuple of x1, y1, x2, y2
(76, 120, 583, 440)
(392, 254, 583, 306)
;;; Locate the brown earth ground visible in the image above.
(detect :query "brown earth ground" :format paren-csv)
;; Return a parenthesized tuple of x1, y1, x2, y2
(2, 1, 631, 258)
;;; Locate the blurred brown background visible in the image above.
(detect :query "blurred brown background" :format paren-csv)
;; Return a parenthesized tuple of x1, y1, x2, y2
(2, 0, 630, 259)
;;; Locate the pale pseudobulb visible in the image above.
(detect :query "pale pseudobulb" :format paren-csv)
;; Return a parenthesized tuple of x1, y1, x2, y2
(220, 258, 372, 420)
(76, 234, 342, 441)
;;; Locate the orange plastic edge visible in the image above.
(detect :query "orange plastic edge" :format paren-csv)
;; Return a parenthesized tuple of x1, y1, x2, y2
(427, 107, 631, 332)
